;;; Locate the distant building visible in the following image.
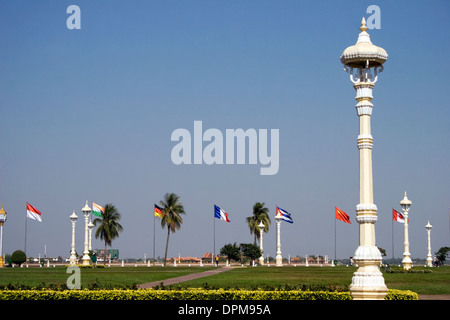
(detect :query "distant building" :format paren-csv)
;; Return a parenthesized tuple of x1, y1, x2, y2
(202, 252, 212, 263)
(95, 249, 119, 262)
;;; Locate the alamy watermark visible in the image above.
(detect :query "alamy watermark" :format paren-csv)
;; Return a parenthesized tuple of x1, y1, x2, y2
(171, 121, 279, 175)
(66, 265, 81, 289)
(366, 5, 381, 29)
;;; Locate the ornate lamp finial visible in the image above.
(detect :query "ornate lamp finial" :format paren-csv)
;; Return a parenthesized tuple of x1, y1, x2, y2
(360, 17, 368, 32)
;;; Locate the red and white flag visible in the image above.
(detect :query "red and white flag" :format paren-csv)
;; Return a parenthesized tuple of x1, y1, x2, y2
(393, 208, 408, 224)
(27, 203, 42, 222)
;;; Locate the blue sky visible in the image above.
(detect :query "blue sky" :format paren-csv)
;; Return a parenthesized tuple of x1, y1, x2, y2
(0, 0, 449, 262)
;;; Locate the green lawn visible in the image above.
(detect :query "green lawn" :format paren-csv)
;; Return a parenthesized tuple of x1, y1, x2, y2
(0, 266, 215, 288)
(173, 266, 450, 295)
(0, 265, 449, 295)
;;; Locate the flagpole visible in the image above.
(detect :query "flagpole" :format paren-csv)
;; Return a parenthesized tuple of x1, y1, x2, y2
(153, 212, 155, 261)
(334, 210, 337, 261)
(213, 207, 215, 264)
(392, 208, 394, 260)
(24, 208, 28, 255)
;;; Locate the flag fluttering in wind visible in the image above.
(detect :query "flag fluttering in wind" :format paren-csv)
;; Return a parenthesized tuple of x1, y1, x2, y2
(154, 204, 164, 218)
(335, 207, 351, 224)
(214, 205, 230, 222)
(92, 203, 105, 217)
(276, 206, 293, 223)
(26, 202, 42, 222)
(392, 208, 408, 223)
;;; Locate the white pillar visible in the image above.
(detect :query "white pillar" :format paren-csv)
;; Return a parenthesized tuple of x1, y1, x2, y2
(81, 201, 91, 266)
(258, 221, 265, 265)
(426, 221, 433, 267)
(401, 192, 412, 270)
(0, 223, 4, 267)
(275, 216, 282, 266)
(341, 18, 388, 300)
(69, 211, 78, 265)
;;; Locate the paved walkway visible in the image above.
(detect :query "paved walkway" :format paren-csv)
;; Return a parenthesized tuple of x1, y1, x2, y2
(139, 267, 232, 289)
(419, 295, 450, 300)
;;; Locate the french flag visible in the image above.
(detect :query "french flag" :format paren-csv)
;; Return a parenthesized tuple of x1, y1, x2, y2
(214, 205, 230, 222)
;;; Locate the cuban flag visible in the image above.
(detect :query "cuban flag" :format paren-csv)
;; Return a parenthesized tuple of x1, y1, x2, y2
(214, 205, 230, 222)
(276, 206, 293, 223)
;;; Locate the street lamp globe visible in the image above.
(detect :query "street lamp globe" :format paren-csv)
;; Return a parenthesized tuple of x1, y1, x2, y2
(400, 192, 412, 212)
(70, 210, 78, 223)
(82, 201, 92, 217)
(0, 205, 6, 224)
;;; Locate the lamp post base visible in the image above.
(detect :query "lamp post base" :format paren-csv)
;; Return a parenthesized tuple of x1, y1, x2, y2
(402, 257, 412, 270)
(350, 247, 387, 300)
(350, 286, 388, 300)
(82, 252, 91, 266)
(0, 256, 4, 268)
(276, 254, 282, 267)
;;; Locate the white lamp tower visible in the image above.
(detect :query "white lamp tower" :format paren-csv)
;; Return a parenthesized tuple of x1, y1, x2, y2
(341, 18, 388, 300)
(400, 192, 412, 270)
(258, 221, 265, 265)
(69, 210, 78, 265)
(275, 215, 282, 266)
(0, 205, 7, 268)
(425, 221, 433, 267)
(81, 201, 92, 266)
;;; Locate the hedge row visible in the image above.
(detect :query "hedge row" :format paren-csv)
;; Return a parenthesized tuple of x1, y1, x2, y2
(0, 289, 417, 300)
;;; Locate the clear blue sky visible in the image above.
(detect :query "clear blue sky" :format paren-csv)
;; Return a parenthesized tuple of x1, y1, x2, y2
(0, 0, 449, 262)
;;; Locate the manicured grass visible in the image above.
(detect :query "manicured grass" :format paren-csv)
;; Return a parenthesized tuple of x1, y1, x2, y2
(180, 266, 450, 295)
(1, 265, 449, 295)
(0, 266, 215, 288)
(181, 266, 354, 290)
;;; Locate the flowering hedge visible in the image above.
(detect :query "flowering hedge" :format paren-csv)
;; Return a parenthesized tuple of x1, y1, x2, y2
(0, 289, 417, 300)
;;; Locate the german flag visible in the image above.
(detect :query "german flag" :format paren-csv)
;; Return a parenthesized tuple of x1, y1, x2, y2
(154, 204, 164, 218)
(155, 204, 164, 218)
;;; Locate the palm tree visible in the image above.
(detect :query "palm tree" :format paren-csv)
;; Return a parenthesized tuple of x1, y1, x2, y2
(246, 202, 271, 245)
(93, 203, 123, 264)
(158, 193, 186, 266)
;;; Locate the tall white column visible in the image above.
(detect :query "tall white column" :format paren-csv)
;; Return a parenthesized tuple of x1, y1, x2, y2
(0, 206, 7, 268)
(425, 221, 433, 267)
(401, 192, 412, 270)
(341, 18, 388, 300)
(258, 221, 265, 265)
(0, 223, 4, 268)
(69, 211, 78, 265)
(82, 201, 91, 266)
(275, 216, 282, 266)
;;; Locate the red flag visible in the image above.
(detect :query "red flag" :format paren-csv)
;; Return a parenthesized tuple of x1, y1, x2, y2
(335, 207, 351, 224)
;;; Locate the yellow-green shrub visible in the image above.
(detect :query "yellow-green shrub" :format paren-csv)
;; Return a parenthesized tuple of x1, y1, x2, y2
(0, 289, 417, 300)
